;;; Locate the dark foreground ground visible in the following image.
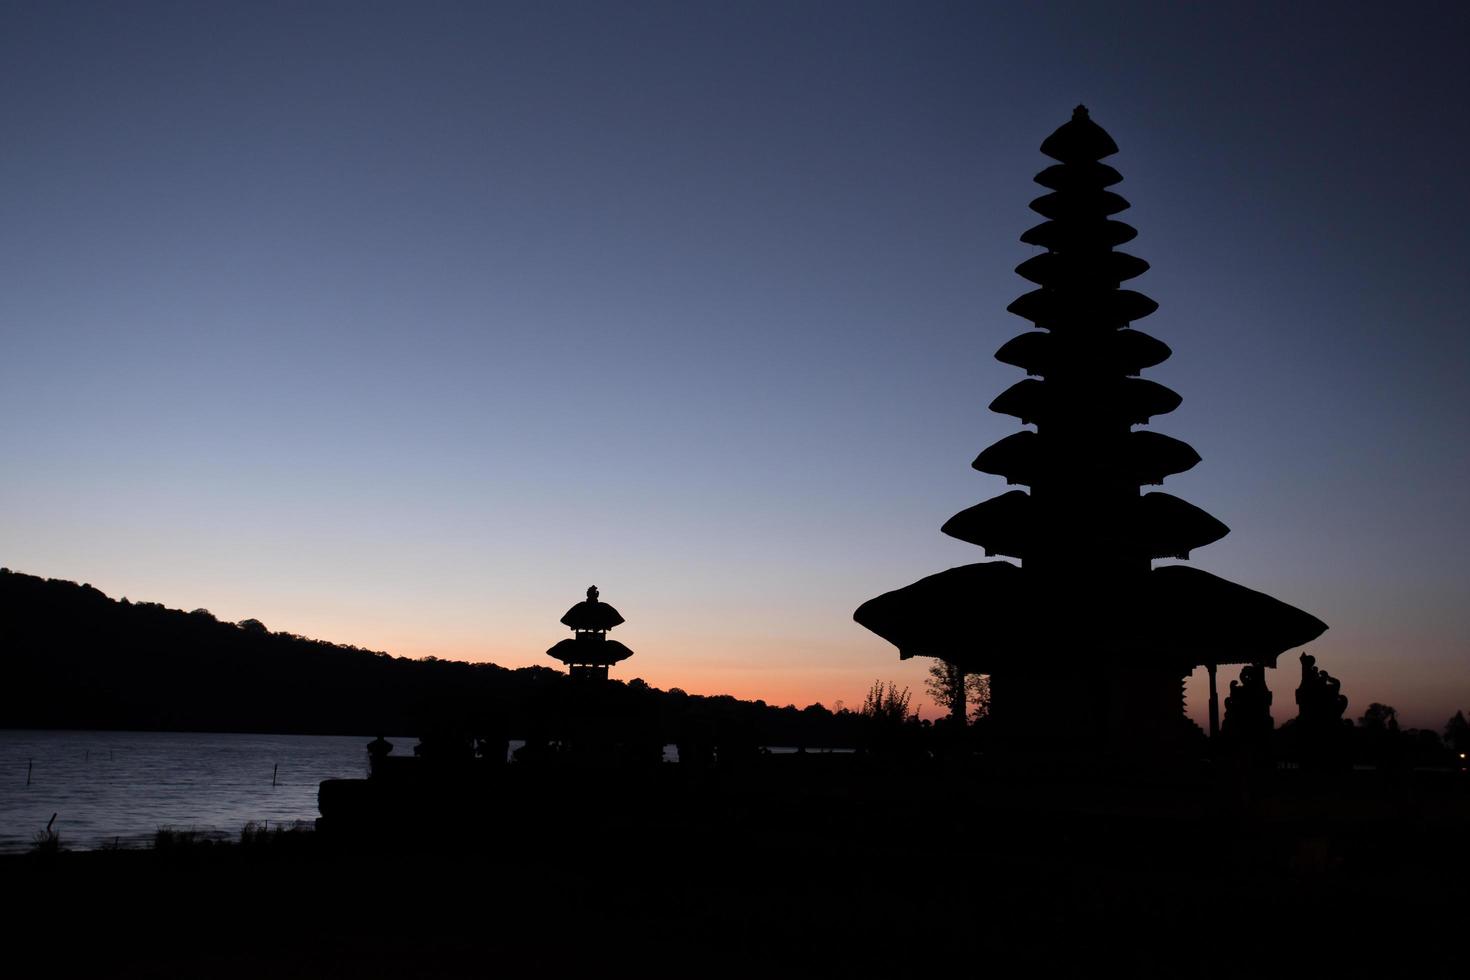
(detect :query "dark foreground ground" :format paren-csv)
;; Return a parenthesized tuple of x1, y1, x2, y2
(6, 759, 1467, 978)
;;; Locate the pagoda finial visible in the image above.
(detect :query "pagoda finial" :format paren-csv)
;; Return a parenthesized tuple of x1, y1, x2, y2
(1073, 104, 1089, 120)
(587, 585, 599, 603)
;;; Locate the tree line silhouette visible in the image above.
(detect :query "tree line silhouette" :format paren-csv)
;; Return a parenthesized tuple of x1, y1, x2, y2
(3, 568, 1464, 769)
(0, 568, 874, 749)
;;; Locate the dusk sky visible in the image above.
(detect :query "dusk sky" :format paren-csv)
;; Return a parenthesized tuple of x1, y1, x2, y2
(3, 2, 1467, 727)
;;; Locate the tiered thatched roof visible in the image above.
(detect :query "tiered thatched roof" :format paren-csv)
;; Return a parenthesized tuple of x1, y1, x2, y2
(855, 107, 1325, 680)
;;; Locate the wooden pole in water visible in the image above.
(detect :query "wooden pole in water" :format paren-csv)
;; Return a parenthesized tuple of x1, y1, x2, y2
(27, 759, 32, 786)
(272, 764, 278, 787)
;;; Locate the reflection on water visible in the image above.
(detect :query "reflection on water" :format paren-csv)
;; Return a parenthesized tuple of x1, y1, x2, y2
(0, 729, 396, 853)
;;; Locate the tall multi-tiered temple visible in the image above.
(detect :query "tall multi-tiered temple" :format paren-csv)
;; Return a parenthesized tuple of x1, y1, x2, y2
(548, 585, 634, 682)
(855, 107, 1327, 753)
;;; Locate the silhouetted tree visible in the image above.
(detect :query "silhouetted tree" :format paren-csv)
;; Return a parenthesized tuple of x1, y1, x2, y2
(1357, 703, 1403, 771)
(923, 661, 989, 724)
(859, 680, 920, 757)
(1359, 703, 1398, 732)
(862, 680, 912, 725)
(1446, 710, 1470, 754)
(1404, 727, 1447, 769)
(237, 618, 268, 634)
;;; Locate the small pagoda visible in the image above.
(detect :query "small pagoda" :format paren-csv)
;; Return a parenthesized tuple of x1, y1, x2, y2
(854, 107, 1327, 753)
(547, 585, 634, 682)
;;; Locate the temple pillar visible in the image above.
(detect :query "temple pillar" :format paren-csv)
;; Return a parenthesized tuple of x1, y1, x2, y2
(1207, 662, 1219, 739)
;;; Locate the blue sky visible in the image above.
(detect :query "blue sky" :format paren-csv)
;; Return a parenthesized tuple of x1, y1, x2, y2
(2, 2, 1467, 726)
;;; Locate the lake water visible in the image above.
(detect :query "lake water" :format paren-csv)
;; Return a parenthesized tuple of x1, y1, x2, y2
(0, 729, 396, 853)
(0, 731, 851, 852)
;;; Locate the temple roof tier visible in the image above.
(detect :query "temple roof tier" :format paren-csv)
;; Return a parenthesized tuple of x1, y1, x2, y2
(547, 637, 634, 666)
(1125, 430, 1202, 484)
(1113, 377, 1183, 423)
(972, 428, 1200, 486)
(1029, 189, 1130, 220)
(560, 585, 626, 631)
(1136, 492, 1230, 558)
(940, 490, 1031, 556)
(1006, 287, 1158, 326)
(994, 328, 1170, 377)
(1038, 106, 1120, 163)
(1138, 565, 1328, 665)
(988, 376, 1181, 426)
(972, 430, 1041, 483)
(1034, 161, 1123, 191)
(987, 379, 1045, 424)
(852, 562, 1327, 675)
(1015, 250, 1149, 287)
(1020, 218, 1137, 251)
(940, 488, 1227, 560)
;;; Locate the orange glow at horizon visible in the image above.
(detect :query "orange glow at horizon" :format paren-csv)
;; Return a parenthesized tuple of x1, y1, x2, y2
(381, 637, 947, 718)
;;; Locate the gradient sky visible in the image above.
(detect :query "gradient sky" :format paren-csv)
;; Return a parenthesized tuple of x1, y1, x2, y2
(2, 2, 1467, 727)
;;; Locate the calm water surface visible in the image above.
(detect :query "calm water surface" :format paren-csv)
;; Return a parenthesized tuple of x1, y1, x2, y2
(0, 732, 840, 852)
(0, 729, 398, 852)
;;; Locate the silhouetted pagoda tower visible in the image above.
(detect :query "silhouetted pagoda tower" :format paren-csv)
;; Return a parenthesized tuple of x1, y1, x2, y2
(855, 108, 1327, 753)
(547, 585, 634, 682)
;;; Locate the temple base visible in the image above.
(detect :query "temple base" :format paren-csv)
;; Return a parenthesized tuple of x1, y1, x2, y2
(988, 660, 1202, 760)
